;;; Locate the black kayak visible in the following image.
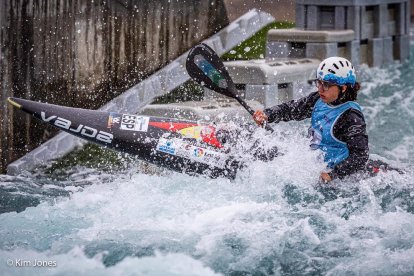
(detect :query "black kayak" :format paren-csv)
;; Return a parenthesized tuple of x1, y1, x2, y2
(7, 97, 401, 180)
(8, 97, 278, 179)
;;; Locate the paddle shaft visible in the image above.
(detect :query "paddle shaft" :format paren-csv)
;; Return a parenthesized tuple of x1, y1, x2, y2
(229, 84, 273, 132)
(228, 87, 254, 115)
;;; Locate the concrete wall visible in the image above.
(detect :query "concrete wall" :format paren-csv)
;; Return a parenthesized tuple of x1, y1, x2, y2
(224, 0, 414, 24)
(0, 0, 229, 173)
(293, 0, 411, 66)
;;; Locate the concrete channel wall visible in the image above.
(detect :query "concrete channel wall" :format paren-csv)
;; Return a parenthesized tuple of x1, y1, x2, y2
(285, 0, 411, 66)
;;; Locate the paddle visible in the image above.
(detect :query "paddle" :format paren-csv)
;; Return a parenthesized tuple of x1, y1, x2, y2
(186, 43, 274, 132)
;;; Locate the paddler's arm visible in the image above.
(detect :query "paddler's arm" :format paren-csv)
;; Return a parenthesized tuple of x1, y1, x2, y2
(328, 109, 369, 180)
(254, 92, 319, 126)
(265, 91, 319, 123)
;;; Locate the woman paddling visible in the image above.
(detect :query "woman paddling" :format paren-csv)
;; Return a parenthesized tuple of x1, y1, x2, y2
(253, 57, 370, 183)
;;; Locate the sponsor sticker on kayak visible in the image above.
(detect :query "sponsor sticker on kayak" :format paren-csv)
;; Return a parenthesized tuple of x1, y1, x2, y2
(181, 143, 227, 168)
(120, 114, 150, 132)
(156, 137, 227, 168)
(107, 112, 121, 129)
(178, 125, 222, 148)
(156, 138, 177, 155)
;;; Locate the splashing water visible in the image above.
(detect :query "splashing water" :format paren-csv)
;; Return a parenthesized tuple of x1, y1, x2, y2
(1, 47, 414, 275)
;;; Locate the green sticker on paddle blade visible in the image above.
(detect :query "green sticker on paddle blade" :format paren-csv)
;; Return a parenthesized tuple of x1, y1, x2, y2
(194, 54, 228, 89)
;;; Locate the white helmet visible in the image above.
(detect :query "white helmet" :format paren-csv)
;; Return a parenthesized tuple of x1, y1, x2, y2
(317, 57, 356, 86)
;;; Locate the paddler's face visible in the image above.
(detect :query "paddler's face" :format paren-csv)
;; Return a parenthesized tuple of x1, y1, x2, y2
(316, 80, 346, 103)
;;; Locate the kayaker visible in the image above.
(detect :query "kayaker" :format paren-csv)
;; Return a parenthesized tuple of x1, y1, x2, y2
(253, 57, 369, 183)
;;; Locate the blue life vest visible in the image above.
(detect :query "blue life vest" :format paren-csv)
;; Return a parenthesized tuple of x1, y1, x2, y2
(309, 99, 362, 168)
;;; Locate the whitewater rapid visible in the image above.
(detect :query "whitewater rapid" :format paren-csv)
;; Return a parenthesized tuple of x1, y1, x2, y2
(1, 48, 414, 275)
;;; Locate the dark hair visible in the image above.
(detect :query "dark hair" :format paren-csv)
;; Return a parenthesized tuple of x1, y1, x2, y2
(339, 82, 361, 102)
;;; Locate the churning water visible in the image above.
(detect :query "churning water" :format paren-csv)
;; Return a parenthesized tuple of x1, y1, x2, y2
(1, 47, 414, 275)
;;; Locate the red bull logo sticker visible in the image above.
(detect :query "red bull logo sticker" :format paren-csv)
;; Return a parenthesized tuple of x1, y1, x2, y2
(178, 126, 204, 139)
(178, 126, 222, 148)
(149, 122, 222, 148)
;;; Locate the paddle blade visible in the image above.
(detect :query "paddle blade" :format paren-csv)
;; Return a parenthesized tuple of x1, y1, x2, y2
(186, 43, 237, 98)
(186, 43, 274, 132)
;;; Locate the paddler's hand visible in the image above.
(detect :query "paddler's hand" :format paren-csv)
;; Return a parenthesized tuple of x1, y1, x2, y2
(253, 110, 268, 127)
(319, 172, 332, 183)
